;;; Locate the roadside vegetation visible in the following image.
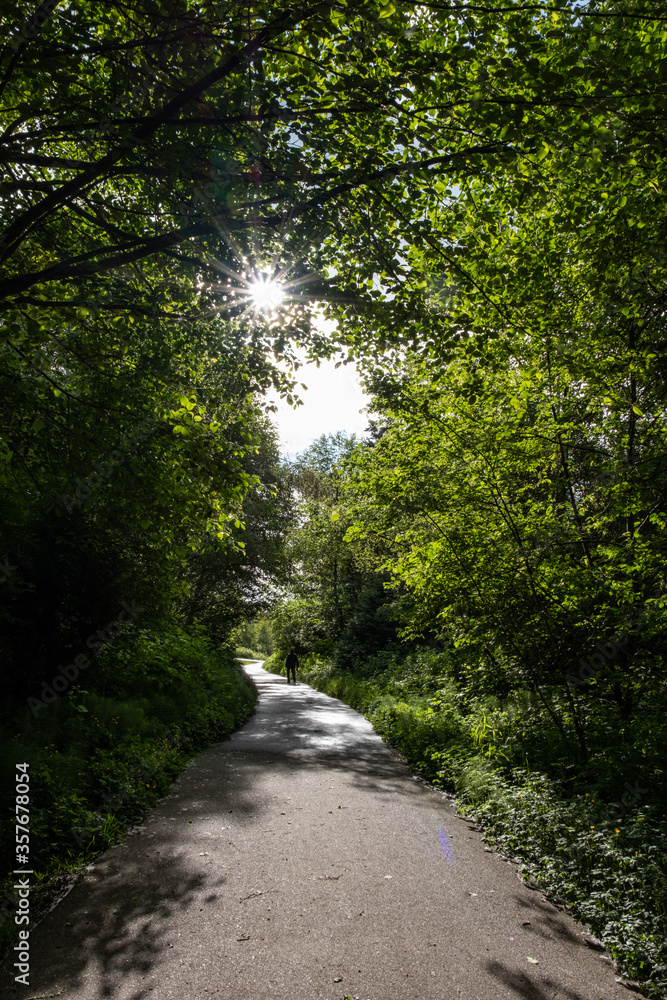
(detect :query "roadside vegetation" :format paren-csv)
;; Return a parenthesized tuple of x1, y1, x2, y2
(234, 617, 275, 661)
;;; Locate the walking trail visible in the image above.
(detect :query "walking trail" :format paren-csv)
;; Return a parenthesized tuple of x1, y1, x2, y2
(5, 663, 634, 1000)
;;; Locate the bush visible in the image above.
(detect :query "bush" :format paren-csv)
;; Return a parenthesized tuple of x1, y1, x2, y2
(233, 618, 275, 656)
(270, 599, 335, 657)
(235, 647, 265, 660)
(455, 765, 667, 997)
(262, 650, 285, 674)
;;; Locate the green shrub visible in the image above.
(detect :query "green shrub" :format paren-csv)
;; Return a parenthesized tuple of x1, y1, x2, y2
(455, 765, 667, 997)
(233, 618, 274, 656)
(262, 650, 285, 674)
(235, 647, 265, 660)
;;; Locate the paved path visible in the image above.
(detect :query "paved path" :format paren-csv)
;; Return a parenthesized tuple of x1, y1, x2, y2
(4, 663, 633, 1000)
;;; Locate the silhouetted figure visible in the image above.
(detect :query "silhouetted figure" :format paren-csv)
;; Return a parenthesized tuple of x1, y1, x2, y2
(285, 648, 299, 684)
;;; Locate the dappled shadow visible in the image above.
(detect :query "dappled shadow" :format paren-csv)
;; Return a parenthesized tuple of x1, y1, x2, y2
(221, 666, 422, 800)
(484, 959, 592, 1000)
(205, 745, 420, 831)
(2, 839, 210, 999)
(512, 893, 583, 948)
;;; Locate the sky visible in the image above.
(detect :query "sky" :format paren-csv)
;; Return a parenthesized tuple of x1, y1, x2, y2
(268, 354, 370, 458)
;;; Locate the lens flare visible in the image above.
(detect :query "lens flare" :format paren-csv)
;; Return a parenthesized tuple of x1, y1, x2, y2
(248, 276, 285, 312)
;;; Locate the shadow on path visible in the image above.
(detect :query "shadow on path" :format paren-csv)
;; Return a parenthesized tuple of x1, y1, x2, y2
(484, 959, 593, 1000)
(14, 844, 210, 999)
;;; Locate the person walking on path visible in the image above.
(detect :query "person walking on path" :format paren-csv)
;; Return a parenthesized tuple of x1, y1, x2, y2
(285, 647, 299, 684)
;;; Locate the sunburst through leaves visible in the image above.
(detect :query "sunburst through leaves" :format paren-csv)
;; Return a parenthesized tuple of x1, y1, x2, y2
(209, 254, 319, 328)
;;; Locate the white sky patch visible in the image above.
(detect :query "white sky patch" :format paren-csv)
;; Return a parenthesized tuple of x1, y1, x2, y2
(267, 317, 370, 458)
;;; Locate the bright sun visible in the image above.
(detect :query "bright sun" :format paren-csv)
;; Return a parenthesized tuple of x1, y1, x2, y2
(248, 276, 285, 312)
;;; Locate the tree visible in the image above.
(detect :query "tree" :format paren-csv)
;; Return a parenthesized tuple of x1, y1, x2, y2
(343, 319, 667, 758)
(178, 414, 293, 640)
(3, 0, 667, 740)
(271, 432, 399, 662)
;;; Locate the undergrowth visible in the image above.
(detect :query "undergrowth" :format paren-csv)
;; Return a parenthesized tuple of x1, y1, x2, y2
(299, 649, 667, 998)
(235, 647, 266, 660)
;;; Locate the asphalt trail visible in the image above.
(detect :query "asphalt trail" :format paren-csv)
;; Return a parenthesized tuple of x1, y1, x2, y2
(4, 663, 635, 1000)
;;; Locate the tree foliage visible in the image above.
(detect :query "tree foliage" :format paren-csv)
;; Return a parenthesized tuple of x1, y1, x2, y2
(2, 0, 667, 989)
(267, 433, 400, 662)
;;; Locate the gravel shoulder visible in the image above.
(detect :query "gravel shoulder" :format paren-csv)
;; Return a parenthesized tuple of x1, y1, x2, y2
(3, 662, 635, 1000)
